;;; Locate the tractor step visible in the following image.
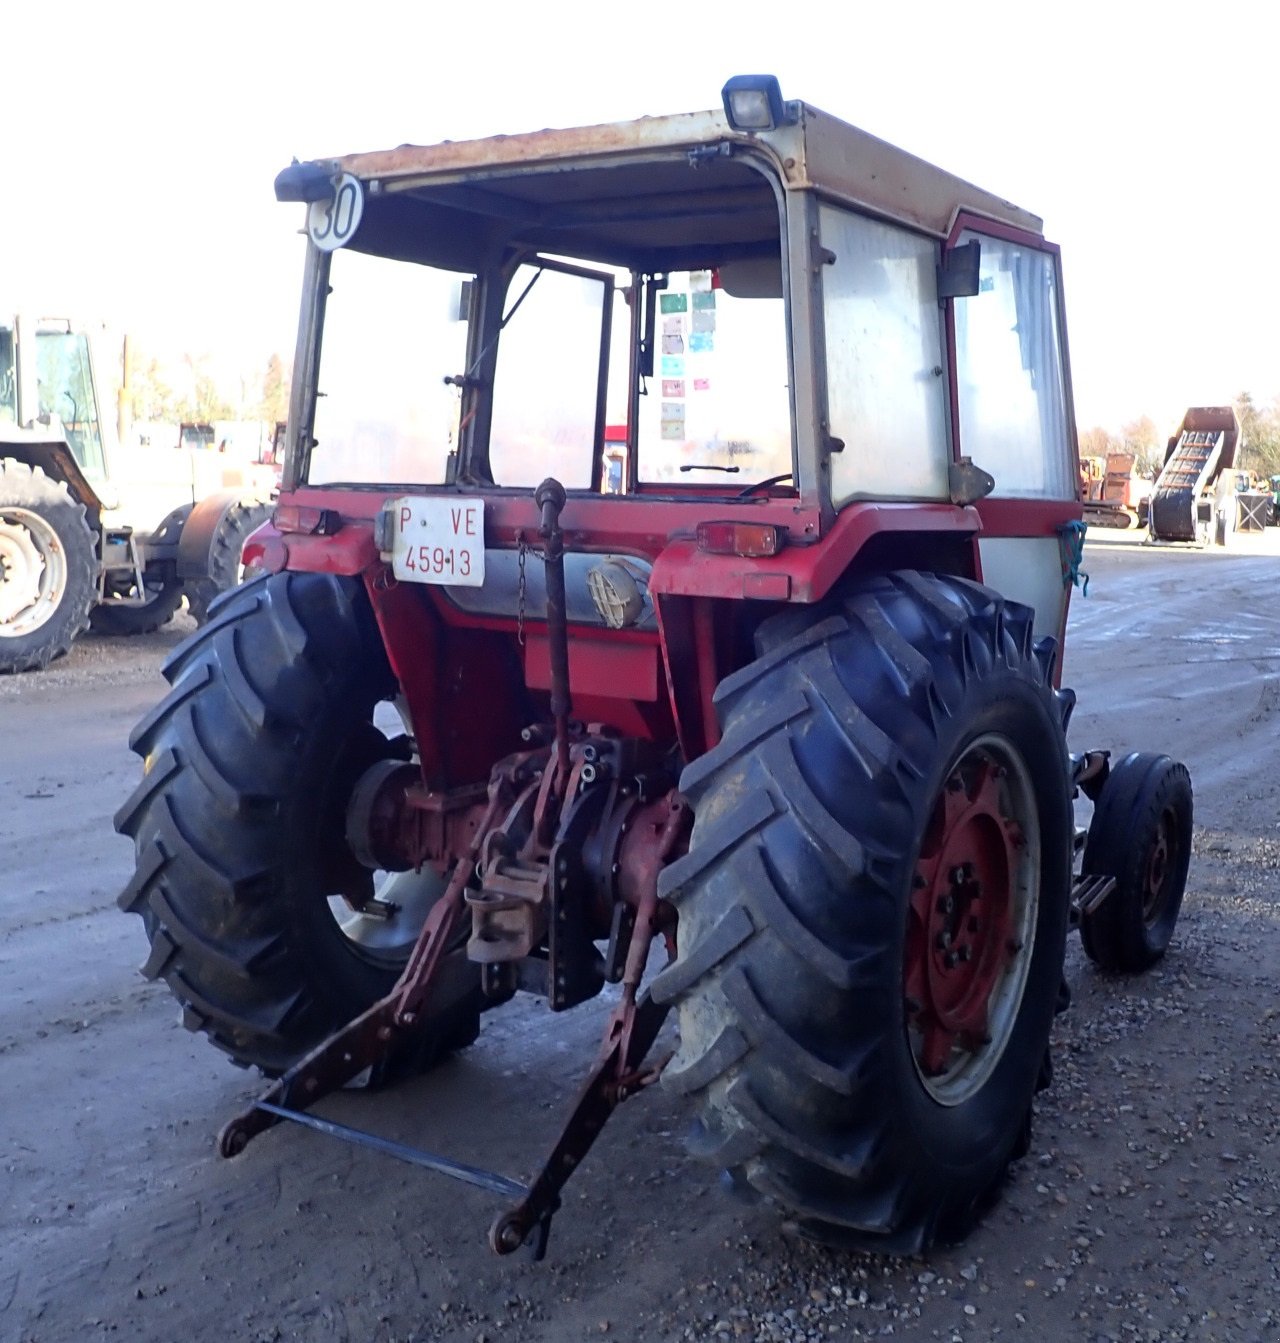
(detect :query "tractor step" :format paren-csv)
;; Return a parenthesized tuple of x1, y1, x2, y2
(1072, 873, 1116, 917)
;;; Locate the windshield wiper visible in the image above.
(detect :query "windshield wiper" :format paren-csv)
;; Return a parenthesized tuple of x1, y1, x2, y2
(679, 463, 740, 473)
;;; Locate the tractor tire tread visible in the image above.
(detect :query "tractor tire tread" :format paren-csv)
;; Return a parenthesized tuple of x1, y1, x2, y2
(117, 570, 476, 1075)
(0, 458, 98, 672)
(662, 571, 1072, 1251)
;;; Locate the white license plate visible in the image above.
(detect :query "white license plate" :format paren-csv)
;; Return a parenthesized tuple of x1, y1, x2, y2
(390, 496, 485, 587)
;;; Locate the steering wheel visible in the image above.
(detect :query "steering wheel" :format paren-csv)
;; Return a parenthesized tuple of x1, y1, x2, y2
(736, 472, 794, 498)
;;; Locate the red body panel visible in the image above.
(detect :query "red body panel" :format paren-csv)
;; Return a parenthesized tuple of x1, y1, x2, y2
(261, 480, 1071, 775)
(649, 503, 979, 601)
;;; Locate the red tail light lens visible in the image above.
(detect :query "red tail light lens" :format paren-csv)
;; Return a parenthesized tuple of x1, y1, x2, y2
(695, 521, 785, 558)
(272, 504, 340, 535)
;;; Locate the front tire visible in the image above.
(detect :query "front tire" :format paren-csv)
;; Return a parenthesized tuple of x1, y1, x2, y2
(115, 571, 481, 1074)
(1079, 753, 1192, 973)
(90, 562, 184, 635)
(654, 572, 1074, 1253)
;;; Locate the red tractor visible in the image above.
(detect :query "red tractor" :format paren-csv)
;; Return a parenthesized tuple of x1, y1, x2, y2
(117, 77, 1192, 1257)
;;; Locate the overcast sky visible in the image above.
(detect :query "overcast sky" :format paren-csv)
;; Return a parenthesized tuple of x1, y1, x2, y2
(5, 0, 1275, 434)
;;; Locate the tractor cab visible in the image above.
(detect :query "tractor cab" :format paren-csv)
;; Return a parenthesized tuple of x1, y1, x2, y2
(272, 76, 1079, 656)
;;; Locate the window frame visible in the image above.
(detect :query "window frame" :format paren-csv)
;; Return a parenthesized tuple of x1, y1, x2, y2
(941, 213, 1080, 506)
(813, 198, 952, 508)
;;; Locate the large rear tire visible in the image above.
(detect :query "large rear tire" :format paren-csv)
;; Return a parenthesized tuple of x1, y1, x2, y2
(653, 572, 1074, 1253)
(185, 499, 273, 625)
(115, 570, 481, 1074)
(0, 459, 98, 672)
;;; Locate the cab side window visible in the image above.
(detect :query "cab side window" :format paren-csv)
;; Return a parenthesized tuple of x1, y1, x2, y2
(953, 233, 1073, 499)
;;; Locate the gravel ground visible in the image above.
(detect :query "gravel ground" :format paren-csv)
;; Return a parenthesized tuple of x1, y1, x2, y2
(3, 533, 1278, 1343)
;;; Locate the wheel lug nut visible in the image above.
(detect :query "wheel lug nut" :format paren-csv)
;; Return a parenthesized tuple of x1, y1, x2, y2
(943, 951, 958, 969)
(957, 945, 972, 963)
(936, 895, 954, 915)
(936, 931, 953, 950)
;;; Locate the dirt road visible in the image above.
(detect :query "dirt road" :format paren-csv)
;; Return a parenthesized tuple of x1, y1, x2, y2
(3, 535, 1278, 1343)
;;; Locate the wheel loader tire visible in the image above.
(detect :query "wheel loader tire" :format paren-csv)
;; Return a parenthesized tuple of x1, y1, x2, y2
(1079, 753, 1192, 974)
(115, 570, 482, 1075)
(184, 499, 274, 624)
(90, 563, 184, 636)
(653, 572, 1074, 1254)
(0, 459, 98, 672)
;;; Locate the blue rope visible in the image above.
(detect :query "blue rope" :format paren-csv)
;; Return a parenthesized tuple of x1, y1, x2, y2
(1059, 520, 1089, 597)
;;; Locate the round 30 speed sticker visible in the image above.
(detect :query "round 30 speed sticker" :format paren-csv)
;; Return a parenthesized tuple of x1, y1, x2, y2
(307, 173, 364, 252)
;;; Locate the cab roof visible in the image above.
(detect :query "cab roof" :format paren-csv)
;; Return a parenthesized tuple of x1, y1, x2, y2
(323, 100, 1043, 243)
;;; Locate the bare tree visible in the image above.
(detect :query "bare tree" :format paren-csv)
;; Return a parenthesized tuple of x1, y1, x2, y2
(1234, 392, 1280, 478)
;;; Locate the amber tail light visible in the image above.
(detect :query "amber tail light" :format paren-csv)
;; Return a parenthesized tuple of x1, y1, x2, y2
(272, 504, 342, 535)
(695, 521, 785, 558)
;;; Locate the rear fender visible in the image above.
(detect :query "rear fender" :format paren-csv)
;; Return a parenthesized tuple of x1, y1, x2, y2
(649, 504, 983, 756)
(175, 491, 243, 579)
(128, 503, 192, 567)
(0, 437, 105, 519)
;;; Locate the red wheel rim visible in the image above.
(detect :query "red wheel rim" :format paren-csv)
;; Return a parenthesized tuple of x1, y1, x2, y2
(904, 738, 1039, 1104)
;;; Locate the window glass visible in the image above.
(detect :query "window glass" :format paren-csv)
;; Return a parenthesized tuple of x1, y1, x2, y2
(821, 206, 950, 503)
(636, 269, 791, 486)
(310, 249, 469, 486)
(0, 327, 15, 423)
(488, 264, 608, 489)
(36, 332, 105, 482)
(954, 233, 1072, 499)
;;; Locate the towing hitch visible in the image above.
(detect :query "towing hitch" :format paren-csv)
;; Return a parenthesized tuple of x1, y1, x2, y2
(239, 994, 669, 1260)
(219, 861, 675, 1259)
(218, 477, 691, 1258)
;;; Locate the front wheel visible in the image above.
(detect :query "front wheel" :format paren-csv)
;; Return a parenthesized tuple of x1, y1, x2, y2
(90, 562, 184, 635)
(654, 572, 1074, 1253)
(1080, 753, 1192, 973)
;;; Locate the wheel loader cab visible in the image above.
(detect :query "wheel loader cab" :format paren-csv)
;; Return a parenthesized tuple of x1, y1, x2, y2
(1, 317, 110, 486)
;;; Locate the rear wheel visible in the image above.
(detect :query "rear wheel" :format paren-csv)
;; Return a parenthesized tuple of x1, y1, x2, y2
(654, 572, 1074, 1253)
(0, 459, 97, 672)
(115, 570, 481, 1074)
(1079, 753, 1192, 973)
(185, 499, 273, 624)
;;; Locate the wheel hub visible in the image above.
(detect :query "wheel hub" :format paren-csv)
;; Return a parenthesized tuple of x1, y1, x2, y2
(0, 511, 60, 632)
(905, 743, 1039, 1104)
(1142, 810, 1174, 921)
(0, 513, 49, 628)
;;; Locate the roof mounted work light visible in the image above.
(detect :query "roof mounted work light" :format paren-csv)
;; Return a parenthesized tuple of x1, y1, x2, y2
(721, 75, 791, 132)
